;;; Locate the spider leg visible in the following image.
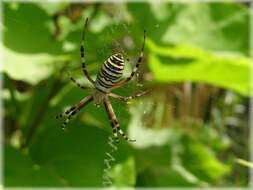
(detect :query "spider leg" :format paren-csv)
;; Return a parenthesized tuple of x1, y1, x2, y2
(111, 30, 146, 90)
(80, 18, 95, 86)
(104, 97, 135, 143)
(67, 71, 89, 90)
(109, 90, 149, 102)
(60, 95, 94, 130)
(56, 105, 77, 119)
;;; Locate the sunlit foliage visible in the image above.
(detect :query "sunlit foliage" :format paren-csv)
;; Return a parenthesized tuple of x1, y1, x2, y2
(3, 1, 250, 187)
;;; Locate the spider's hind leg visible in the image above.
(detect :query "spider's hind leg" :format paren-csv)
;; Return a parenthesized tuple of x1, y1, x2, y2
(56, 105, 78, 130)
(117, 125, 136, 142)
(56, 105, 77, 119)
(110, 122, 120, 143)
(61, 108, 79, 130)
(56, 95, 94, 130)
(104, 98, 135, 143)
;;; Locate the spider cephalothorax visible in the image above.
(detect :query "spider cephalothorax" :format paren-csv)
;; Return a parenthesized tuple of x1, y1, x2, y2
(56, 18, 146, 143)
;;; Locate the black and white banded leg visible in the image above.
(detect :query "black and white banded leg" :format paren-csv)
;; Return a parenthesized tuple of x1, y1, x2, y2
(80, 18, 95, 86)
(67, 71, 89, 90)
(57, 95, 94, 130)
(109, 90, 149, 102)
(104, 97, 135, 143)
(56, 105, 77, 119)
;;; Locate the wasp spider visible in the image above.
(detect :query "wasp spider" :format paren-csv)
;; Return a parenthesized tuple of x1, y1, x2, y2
(56, 18, 146, 143)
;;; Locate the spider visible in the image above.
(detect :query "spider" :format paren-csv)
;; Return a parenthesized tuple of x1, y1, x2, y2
(56, 18, 147, 143)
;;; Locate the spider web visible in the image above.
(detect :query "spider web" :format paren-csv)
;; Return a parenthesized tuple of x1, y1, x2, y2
(91, 18, 146, 117)
(3, 4, 148, 187)
(96, 20, 147, 187)
(4, 5, 146, 128)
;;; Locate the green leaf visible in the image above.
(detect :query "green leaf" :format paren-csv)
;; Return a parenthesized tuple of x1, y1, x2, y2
(4, 145, 64, 186)
(2, 2, 70, 84)
(147, 38, 251, 96)
(2, 46, 69, 84)
(111, 156, 136, 187)
(29, 121, 110, 187)
(161, 3, 249, 55)
(3, 2, 63, 54)
(3, 1, 249, 187)
(181, 140, 230, 182)
(25, 81, 134, 187)
(129, 2, 249, 55)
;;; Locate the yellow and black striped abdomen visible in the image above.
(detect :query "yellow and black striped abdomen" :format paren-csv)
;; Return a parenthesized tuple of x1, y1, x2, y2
(95, 54, 124, 93)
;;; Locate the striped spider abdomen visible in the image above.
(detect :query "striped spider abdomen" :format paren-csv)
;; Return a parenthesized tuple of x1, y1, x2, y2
(95, 53, 125, 93)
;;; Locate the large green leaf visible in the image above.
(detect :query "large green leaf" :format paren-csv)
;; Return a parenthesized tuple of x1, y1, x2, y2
(129, 2, 249, 55)
(2, 46, 69, 84)
(29, 122, 109, 186)
(2, 3, 70, 84)
(110, 156, 136, 186)
(181, 139, 230, 182)
(24, 80, 135, 187)
(5, 145, 63, 186)
(3, 1, 250, 188)
(3, 3, 63, 54)
(161, 3, 249, 55)
(147, 38, 251, 96)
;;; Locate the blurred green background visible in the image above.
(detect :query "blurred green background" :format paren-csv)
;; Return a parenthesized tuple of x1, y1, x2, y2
(2, 1, 252, 188)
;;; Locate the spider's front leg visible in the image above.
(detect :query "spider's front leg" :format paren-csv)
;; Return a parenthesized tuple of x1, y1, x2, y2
(80, 18, 96, 86)
(103, 97, 135, 143)
(67, 71, 90, 90)
(109, 90, 150, 102)
(65, 18, 95, 90)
